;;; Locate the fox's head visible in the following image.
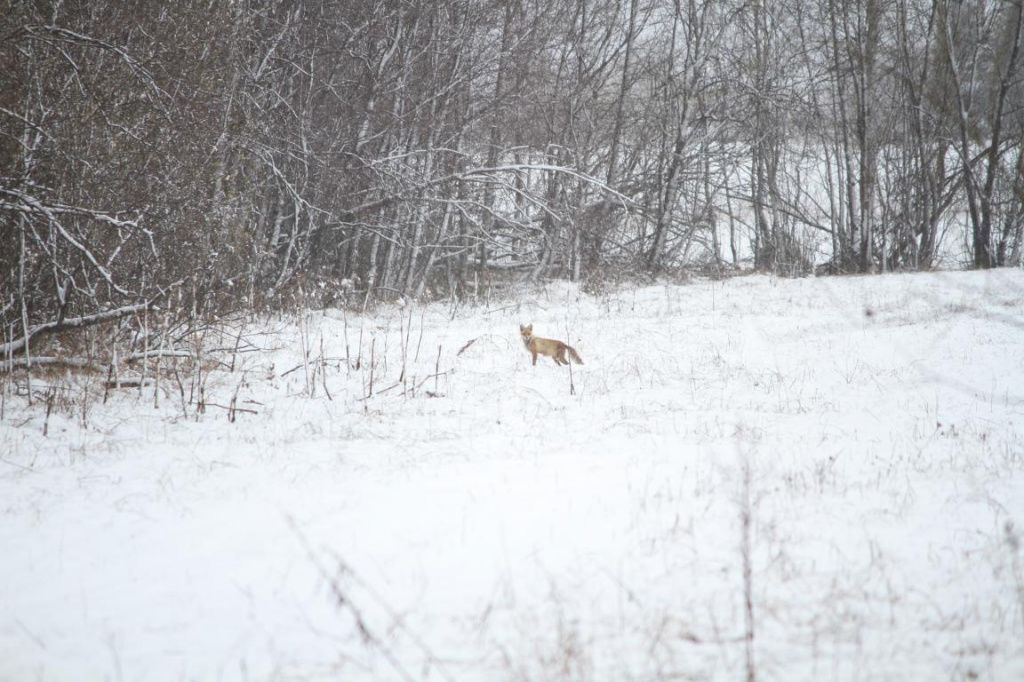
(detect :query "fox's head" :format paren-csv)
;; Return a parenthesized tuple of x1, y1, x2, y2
(519, 323, 533, 340)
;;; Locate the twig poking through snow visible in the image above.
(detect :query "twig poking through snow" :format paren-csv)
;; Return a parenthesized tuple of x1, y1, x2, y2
(286, 516, 455, 682)
(456, 338, 476, 356)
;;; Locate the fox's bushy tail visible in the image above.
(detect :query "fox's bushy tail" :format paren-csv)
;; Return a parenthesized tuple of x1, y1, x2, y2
(567, 345, 583, 365)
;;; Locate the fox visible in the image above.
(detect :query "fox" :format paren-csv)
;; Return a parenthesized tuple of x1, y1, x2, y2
(519, 323, 584, 366)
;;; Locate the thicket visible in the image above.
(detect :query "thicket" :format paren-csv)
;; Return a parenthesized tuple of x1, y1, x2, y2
(2, 0, 1022, 359)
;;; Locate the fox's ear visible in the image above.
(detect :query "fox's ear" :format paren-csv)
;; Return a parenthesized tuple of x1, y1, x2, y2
(519, 323, 525, 331)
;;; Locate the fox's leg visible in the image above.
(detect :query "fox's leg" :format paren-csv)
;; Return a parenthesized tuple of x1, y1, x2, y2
(532, 350, 538, 366)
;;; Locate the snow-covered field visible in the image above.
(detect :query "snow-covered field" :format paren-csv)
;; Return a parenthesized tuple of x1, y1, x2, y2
(3, 270, 1024, 681)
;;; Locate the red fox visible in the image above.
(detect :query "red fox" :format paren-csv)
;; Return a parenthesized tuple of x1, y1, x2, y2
(519, 324, 583, 366)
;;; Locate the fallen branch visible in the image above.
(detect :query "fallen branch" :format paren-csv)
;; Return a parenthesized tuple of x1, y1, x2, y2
(202, 401, 259, 415)
(126, 349, 193, 362)
(1, 302, 149, 359)
(281, 356, 345, 378)
(1, 349, 193, 373)
(416, 369, 450, 392)
(2, 356, 105, 372)
(104, 378, 155, 389)
(1, 279, 186, 359)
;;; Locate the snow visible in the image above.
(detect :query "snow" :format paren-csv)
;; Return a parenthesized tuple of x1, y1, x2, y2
(2, 270, 1024, 681)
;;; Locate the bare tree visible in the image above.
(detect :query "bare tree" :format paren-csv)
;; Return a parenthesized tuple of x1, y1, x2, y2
(4, 0, 1021, 371)
(937, 0, 1024, 268)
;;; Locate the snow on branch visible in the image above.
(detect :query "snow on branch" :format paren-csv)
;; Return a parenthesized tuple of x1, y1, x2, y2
(1, 277, 186, 360)
(0, 187, 141, 229)
(1, 186, 143, 296)
(345, 163, 634, 219)
(19, 24, 169, 101)
(2, 349, 194, 373)
(1, 302, 150, 359)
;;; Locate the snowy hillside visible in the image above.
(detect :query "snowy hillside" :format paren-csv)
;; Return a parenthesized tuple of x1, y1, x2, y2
(2, 270, 1024, 681)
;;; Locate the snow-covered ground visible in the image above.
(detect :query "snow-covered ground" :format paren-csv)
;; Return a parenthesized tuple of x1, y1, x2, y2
(2, 270, 1024, 681)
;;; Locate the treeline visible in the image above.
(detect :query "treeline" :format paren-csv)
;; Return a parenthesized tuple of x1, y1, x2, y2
(2, 0, 1022, 337)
